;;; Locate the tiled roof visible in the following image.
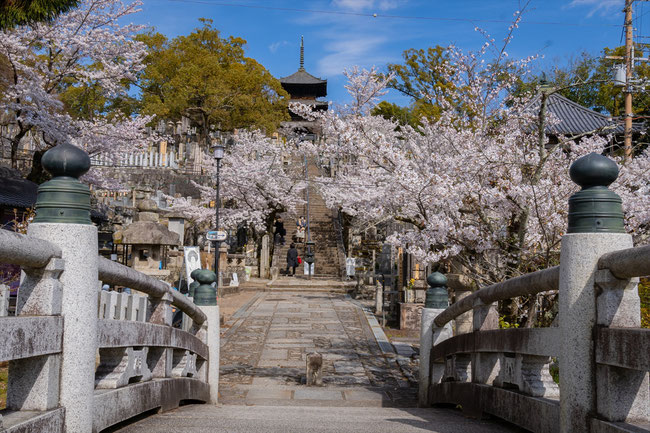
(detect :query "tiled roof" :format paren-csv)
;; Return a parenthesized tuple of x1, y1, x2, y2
(280, 69, 327, 85)
(525, 93, 644, 135)
(0, 176, 37, 208)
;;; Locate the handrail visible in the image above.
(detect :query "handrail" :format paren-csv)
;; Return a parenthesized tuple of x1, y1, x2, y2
(0, 229, 62, 268)
(598, 244, 650, 279)
(97, 256, 206, 325)
(434, 266, 560, 327)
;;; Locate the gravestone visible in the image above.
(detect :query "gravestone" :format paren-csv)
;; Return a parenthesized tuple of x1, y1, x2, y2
(346, 257, 356, 277)
(260, 235, 270, 278)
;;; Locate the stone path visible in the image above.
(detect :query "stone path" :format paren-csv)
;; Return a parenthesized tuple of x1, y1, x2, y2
(115, 405, 524, 432)
(219, 291, 418, 407)
(113, 290, 524, 432)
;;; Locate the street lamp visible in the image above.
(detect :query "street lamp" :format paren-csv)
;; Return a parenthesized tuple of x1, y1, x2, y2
(213, 142, 225, 299)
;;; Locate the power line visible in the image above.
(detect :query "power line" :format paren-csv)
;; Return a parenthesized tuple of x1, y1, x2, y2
(166, 0, 621, 28)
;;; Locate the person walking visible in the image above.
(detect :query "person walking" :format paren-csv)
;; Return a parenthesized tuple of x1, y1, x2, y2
(286, 243, 299, 276)
(274, 216, 286, 245)
(295, 216, 306, 243)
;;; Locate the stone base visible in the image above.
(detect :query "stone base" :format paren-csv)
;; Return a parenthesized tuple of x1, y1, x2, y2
(400, 303, 424, 331)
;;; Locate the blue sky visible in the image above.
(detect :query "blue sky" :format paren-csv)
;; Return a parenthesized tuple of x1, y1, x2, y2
(133, 0, 638, 104)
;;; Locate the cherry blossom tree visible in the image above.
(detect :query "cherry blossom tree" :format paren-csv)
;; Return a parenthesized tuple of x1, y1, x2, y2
(0, 0, 151, 184)
(300, 20, 650, 296)
(165, 129, 305, 241)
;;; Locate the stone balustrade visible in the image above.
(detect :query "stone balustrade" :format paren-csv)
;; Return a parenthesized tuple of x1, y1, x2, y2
(419, 153, 650, 433)
(0, 143, 219, 433)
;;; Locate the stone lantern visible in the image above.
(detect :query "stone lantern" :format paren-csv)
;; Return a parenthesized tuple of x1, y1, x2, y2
(118, 199, 179, 279)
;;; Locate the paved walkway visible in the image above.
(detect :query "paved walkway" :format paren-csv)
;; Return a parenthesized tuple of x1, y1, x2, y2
(219, 291, 417, 406)
(113, 291, 524, 432)
(116, 405, 523, 432)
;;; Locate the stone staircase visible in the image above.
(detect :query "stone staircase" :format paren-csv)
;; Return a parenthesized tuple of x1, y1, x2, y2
(271, 159, 345, 279)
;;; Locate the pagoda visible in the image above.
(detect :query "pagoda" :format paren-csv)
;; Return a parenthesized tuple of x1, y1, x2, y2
(280, 37, 328, 128)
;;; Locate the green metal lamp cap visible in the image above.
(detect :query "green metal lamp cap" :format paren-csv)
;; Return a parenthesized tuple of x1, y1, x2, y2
(425, 271, 449, 309)
(192, 269, 217, 306)
(567, 153, 625, 234)
(427, 271, 447, 288)
(33, 143, 92, 225)
(570, 152, 619, 189)
(42, 142, 91, 178)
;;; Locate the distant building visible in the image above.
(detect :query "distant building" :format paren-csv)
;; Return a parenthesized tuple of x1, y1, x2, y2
(279, 37, 328, 136)
(525, 93, 645, 146)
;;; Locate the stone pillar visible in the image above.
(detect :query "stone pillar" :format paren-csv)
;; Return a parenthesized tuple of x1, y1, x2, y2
(260, 234, 270, 279)
(559, 152, 632, 433)
(199, 305, 220, 404)
(559, 233, 631, 432)
(418, 308, 453, 406)
(0, 284, 8, 317)
(195, 270, 219, 404)
(595, 269, 649, 422)
(418, 308, 436, 406)
(29, 224, 98, 431)
(471, 299, 499, 385)
(375, 281, 383, 314)
(8, 257, 64, 411)
(26, 142, 99, 432)
(219, 245, 228, 277)
(454, 289, 473, 334)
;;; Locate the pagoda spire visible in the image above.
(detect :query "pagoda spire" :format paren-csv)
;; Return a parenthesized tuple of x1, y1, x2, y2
(299, 36, 305, 71)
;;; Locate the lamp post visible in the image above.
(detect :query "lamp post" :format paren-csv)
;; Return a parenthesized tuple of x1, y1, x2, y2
(299, 133, 316, 278)
(213, 142, 225, 299)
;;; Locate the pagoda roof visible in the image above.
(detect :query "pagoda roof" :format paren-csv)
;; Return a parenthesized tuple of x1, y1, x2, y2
(280, 69, 327, 86)
(279, 37, 327, 98)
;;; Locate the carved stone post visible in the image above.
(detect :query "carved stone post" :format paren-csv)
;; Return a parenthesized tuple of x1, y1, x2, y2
(148, 291, 174, 378)
(559, 153, 631, 433)
(194, 269, 220, 404)
(454, 289, 473, 334)
(28, 143, 99, 432)
(594, 269, 649, 422)
(419, 272, 453, 406)
(471, 298, 499, 385)
(8, 257, 64, 411)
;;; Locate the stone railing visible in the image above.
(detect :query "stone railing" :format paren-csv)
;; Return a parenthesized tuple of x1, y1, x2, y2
(419, 153, 649, 433)
(0, 142, 220, 433)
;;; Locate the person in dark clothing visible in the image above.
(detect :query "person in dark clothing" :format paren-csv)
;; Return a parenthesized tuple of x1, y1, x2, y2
(274, 217, 286, 245)
(286, 243, 299, 276)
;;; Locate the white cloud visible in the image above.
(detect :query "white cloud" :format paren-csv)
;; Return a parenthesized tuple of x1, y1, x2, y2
(317, 35, 393, 76)
(567, 0, 623, 17)
(269, 40, 289, 53)
(332, 0, 401, 12)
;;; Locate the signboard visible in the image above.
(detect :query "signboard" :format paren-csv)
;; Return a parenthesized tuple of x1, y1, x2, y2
(346, 258, 356, 276)
(206, 230, 227, 241)
(303, 262, 315, 275)
(184, 247, 202, 285)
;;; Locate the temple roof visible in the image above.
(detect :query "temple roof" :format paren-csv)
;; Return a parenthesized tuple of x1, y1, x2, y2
(0, 175, 37, 208)
(525, 93, 644, 135)
(280, 69, 327, 86)
(279, 36, 327, 98)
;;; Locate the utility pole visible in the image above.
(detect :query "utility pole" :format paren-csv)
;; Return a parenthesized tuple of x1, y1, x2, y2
(607, 1, 650, 159)
(624, 0, 634, 159)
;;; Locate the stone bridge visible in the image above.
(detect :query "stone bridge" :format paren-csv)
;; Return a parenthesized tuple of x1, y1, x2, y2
(0, 145, 648, 432)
